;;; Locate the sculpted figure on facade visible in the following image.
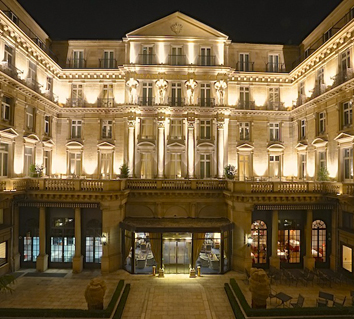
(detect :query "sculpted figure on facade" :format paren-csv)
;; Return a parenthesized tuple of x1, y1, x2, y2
(155, 78, 168, 105)
(126, 78, 139, 104)
(214, 80, 227, 106)
(185, 79, 198, 105)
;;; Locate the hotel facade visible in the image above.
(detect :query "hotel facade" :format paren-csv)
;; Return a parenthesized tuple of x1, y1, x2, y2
(0, 0, 354, 277)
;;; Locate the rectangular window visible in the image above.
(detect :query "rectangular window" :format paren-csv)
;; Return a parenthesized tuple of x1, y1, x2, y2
(343, 245, 353, 273)
(300, 119, 306, 139)
(26, 106, 35, 131)
(319, 151, 326, 170)
(299, 153, 306, 179)
(24, 147, 33, 176)
(73, 50, 84, 68)
(238, 154, 250, 181)
(269, 123, 280, 141)
(28, 60, 36, 81)
(141, 119, 154, 139)
(103, 50, 114, 68)
(142, 46, 153, 64)
(343, 102, 352, 128)
(344, 148, 353, 180)
(100, 152, 112, 177)
(268, 54, 279, 72)
(239, 87, 250, 109)
(269, 155, 280, 178)
(71, 120, 82, 138)
(44, 115, 51, 136)
(268, 87, 280, 109)
(171, 82, 182, 106)
(68, 152, 81, 176)
(200, 83, 211, 106)
(239, 122, 250, 140)
(317, 68, 325, 94)
(142, 82, 153, 106)
(170, 119, 182, 139)
(304, 48, 310, 59)
(43, 150, 50, 176)
(200, 154, 211, 178)
(4, 44, 13, 65)
(0, 143, 8, 177)
(170, 153, 182, 178)
(101, 120, 112, 139)
(340, 50, 351, 79)
(200, 47, 212, 66)
(239, 53, 250, 71)
(343, 211, 354, 230)
(323, 29, 332, 42)
(141, 153, 152, 178)
(171, 46, 183, 65)
(200, 120, 211, 139)
(1, 96, 11, 122)
(318, 112, 326, 134)
(0, 241, 6, 267)
(71, 84, 83, 107)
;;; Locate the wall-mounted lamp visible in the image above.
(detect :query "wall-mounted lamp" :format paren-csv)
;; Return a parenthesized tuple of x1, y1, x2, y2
(101, 233, 108, 246)
(247, 235, 253, 247)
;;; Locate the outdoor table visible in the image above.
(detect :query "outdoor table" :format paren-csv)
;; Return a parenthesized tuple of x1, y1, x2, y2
(275, 292, 292, 307)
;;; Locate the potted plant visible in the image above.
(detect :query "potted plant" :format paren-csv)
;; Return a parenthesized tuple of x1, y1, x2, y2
(29, 164, 44, 177)
(119, 163, 130, 178)
(0, 274, 15, 293)
(317, 166, 330, 181)
(224, 164, 236, 180)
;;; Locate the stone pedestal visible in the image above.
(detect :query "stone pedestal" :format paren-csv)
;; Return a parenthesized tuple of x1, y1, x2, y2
(36, 254, 48, 272)
(73, 255, 84, 273)
(304, 255, 315, 270)
(269, 256, 280, 269)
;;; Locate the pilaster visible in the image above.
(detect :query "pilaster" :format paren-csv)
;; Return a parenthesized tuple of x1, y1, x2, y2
(36, 207, 48, 272)
(72, 207, 83, 273)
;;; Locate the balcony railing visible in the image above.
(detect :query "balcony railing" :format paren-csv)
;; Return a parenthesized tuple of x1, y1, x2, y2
(44, 91, 59, 103)
(168, 55, 186, 65)
(266, 62, 286, 73)
(138, 97, 155, 106)
(198, 98, 215, 107)
(25, 78, 43, 93)
(67, 98, 85, 107)
(97, 98, 115, 107)
(168, 97, 185, 107)
(332, 68, 354, 88)
(138, 54, 156, 65)
(237, 100, 255, 110)
(236, 61, 254, 72)
(99, 59, 117, 69)
(267, 101, 284, 110)
(197, 55, 216, 66)
(0, 60, 23, 79)
(67, 59, 86, 69)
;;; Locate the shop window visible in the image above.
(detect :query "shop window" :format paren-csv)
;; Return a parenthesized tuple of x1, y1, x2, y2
(312, 220, 326, 263)
(251, 220, 267, 264)
(278, 221, 301, 264)
(193, 233, 221, 274)
(85, 219, 102, 264)
(343, 245, 353, 272)
(0, 241, 7, 266)
(50, 217, 75, 263)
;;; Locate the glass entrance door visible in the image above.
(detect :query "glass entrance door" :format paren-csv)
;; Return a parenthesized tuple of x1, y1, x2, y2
(163, 233, 191, 274)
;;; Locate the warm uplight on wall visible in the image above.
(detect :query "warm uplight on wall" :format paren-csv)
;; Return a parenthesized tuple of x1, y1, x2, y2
(101, 233, 108, 245)
(157, 42, 165, 64)
(328, 162, 338, 179)
(253, 162, 267, 177)
(187, 42, 194, 64)
(253, 92, 267, 107)
(84, 159, 97, 175)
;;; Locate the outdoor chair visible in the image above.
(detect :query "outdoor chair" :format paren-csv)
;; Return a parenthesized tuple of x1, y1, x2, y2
(333, 296, 346, 307)
(268, 286, 277, 304)
(283, 270, 298, 286)
(317, 291, 334, 307)
(301, 272, 315, 286)
(290, 294, 304, 308)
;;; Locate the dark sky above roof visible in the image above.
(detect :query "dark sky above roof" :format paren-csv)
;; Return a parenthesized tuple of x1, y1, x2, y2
(17, 0, 343, 44)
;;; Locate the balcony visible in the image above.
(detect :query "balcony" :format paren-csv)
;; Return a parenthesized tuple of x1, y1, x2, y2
(332, 68, 354, 88)
(236, 61, 254, 72)
(267, 101, 284, 110)
(67, 98, 85, 107)
(25, 78, 43, 93)
(198, 98, 215, 107)
(67, 59, 86, 69)
(266, 62, 286, 73)
(168, 97, 185, 107)
(138, 97, 155, 106)
(99, 59, 117, 69)
(44, 91, 59, 103)
(197, 55, 216, 66)
(0, 61, 23, 79)
(97, 98, 115, 107)
(237, 100, 255, 110)
(168, 55, 186, 66)
(138, 54, 156, 65)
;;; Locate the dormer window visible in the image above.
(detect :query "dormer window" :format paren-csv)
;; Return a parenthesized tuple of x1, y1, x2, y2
(102, 50, 115, 68)
(72, 50, 85, 68)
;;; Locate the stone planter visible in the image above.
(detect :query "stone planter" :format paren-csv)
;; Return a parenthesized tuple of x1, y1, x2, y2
(84, 278, 107, 310)
(249, 268, 270, 309)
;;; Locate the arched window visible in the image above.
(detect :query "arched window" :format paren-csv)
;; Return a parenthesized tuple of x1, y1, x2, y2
(312, 219, 326, 263)
(251, 220, 267, 264)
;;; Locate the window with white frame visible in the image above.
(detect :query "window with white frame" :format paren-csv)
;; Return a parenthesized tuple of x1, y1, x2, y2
(200, 83, 211, 106)
(340, 49, 351, 76)
(323, 28, 332, 42)
(1, 96, 11, 123)
(142, 82, 153, 106)
(4, 44, 14, 65)
(0, 143, 8, 177)
(200, 120, 211, 139)
(140, 119, 154, 139)
(344, 148, 353, 181)
(317, 68, 325, 94)
(268, 54, 279, 72)
(299, 153, 307, 179)
(239, 122, 250, 141)
(171, 82, 182, 106)
(318, 112, 326, 134)
(200, 47, 212, 66)
(300, 119, 306, 140)
(71, 84, 83, 106)
(269, 155, 281, 178)
(170, 119, 182, 139)
(43, 150, 51, 176)
(68, 152, 82, 176)
(238, 153, 251, 181)
(73, 50, 84, 68)
(44, 115, 51, 136)
(269, 123, 280, 141)
(239, 53, 250, 71)
(100, 152, 112, 178)
(200, 154, 211, 178)
(6, 11, 18, 24)
(319, 151, 326, 170)
(24, 146, 34, 176)
(28, 60, 36, 81)
(343, 101, 352, 128)
(103, 50, 114, 68)
(170, 153, 182, 178)
(25, 106, 35, 131)
(171, 46, 183, 65)
(101, 120, 112, 139)
(268, 87, 280, 109)
(71, 120, 82, 138)
(142, 46, 153, 64)
(239, 87, 250, 109)
(141, 153, 152, 178)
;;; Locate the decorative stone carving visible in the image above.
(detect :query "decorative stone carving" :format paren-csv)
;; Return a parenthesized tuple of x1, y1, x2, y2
(214, 80, 227, 105)
(249, 268, 270, 309)
(155, 79, 168, 105)
(84, 278, 107, 310)
(170, 22, 183, 35)
(185, 79, 198, 105)
(126, 78, 139, 104)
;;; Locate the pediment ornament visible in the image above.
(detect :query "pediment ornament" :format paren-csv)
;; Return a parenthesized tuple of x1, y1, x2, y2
(170, 22, 183, 34)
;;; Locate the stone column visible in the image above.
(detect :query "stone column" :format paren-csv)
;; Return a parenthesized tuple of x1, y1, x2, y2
(36, 207, 48, 272)
(269, 210, 280, 269)
(217, 121, 224, 178)
(157, 121, 165, 178)
(72, 207, 83, 273)
(304, 209, 315, 270)
(12, 206, 21, 271)
(187, 120, 195, 179)
(330, 208, 337, 270)
(128, 121, 135, 177)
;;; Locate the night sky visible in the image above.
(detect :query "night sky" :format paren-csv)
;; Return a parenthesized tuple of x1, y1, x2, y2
(17, 0, 343, 45)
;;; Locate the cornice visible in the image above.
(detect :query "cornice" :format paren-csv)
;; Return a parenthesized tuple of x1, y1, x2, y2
(229, 72, 292, 85)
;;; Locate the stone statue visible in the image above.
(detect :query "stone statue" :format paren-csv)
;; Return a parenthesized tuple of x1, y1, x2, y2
(185, 79, 198, 105)
(249, 268, 270, 309)
(214, 80, 227, 105)
(126, 78, 139, 104)
(155, 78, 168, 105)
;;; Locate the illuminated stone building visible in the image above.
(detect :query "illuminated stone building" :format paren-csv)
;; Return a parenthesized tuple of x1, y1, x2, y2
(0, 0, 354, 278)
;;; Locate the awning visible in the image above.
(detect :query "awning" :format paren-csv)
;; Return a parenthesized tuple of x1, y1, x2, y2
(120, 217, 233, 233)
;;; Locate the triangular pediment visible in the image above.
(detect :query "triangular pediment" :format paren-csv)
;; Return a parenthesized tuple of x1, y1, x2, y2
(126, 12, 228, 39)
(0, 127, 18, 139)
(166, 141, 185, 150)
(295, 142, 308, 151)
(334, 132, 354, 144)
(236, 143, 254, 151)
(97, 141, 115, 150)
(43, 138, 55, 148)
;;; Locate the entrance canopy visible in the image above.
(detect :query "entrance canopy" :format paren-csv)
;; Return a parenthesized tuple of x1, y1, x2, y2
(120, 217, 233, 233)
